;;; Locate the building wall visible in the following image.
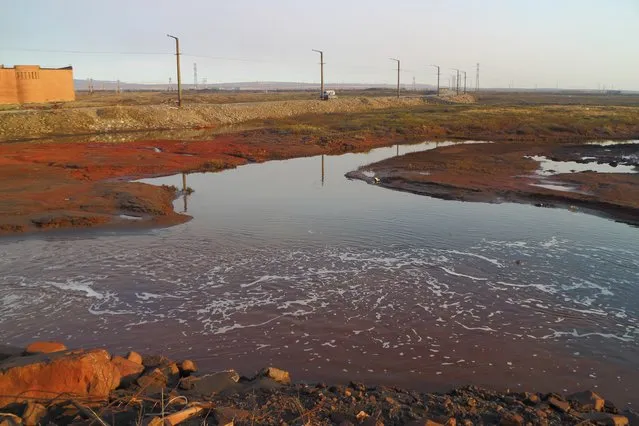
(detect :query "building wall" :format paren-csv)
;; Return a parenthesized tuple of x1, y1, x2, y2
(0, 65, 75, 104)
(0, 68, 18, 104)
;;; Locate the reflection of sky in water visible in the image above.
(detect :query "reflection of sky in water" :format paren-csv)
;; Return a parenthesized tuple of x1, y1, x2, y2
(527, 155, 637, 176)
(1, 140, 639, 402)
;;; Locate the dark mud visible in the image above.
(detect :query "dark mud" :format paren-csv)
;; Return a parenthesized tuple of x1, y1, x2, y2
(346, 141, 639, 227)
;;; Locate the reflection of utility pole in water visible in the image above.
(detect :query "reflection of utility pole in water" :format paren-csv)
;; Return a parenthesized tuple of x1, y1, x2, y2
(321, 155, 325, 186)
(182, 172, 188, 212)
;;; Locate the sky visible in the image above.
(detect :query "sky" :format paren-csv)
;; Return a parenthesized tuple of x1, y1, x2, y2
(1, 0, 638, 90)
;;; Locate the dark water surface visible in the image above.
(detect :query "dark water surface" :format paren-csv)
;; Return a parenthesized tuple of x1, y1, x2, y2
(1, 141, 638, 406)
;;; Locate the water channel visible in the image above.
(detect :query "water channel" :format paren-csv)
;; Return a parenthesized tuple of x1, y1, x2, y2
(1, 140, 638, 406)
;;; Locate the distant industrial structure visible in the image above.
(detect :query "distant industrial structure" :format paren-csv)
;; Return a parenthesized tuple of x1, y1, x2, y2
(0, 65, 75, 104)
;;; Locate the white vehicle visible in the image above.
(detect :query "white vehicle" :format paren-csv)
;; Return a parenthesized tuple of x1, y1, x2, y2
(321, 90, 337, 100)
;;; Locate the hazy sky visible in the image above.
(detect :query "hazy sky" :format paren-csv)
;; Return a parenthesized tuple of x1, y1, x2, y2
(1, 0, 638, 89)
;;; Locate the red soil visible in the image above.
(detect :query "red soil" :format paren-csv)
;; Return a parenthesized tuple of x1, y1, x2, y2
(0, 132, 397, 235)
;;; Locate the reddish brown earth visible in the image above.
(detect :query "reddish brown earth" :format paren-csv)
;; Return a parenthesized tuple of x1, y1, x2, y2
(346, 142, 639, 226)
(0, 131, 402, 235)
(2, 342, 636, 425)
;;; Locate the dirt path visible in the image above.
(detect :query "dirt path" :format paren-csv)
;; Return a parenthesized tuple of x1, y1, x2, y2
(0, 97, 435, 141)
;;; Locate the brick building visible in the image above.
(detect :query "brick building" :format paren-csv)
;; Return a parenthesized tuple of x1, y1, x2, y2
(0, 65, 75, 104)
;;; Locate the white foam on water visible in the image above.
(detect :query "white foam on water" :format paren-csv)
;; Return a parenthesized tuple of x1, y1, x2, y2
(440, 267, 488, 281)
(46, 279, 104, 299)
(241, 275, 296, 288)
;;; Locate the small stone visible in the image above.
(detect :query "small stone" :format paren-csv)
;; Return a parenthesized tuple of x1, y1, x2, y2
(259, 367, 291, 384)
(548, 396, 570, 413)
(525, 394, 539, 405)
(136, 368, 167, 395)
(356, 411, 369, 422)
(344, 389, 352, 397)
(142, 354, 170, 368)
(580, 412, 629, 426)
(126, 351, 142, 365)
(166, 362, 180, 376)
(567, 390, 605, 412)
(500, 412, 524, 426)
(385, 396, 399, 405)
(467, 397, 477, 407)
(22, 402, 46, 426)
(24, 341, 67, 355)
(179, 359, 197, 376)
(405, 421, 444, 426)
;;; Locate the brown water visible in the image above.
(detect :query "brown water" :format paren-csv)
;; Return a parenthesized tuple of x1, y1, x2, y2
(1, 140, 638, 406)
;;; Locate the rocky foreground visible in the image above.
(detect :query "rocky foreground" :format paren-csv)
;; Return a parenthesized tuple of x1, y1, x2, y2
(0, 342, 635, 426)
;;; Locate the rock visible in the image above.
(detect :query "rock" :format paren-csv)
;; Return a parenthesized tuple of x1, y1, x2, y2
(184, 371, 240, 395)
(579, 412, 629, 426)
(142, 354, 170, 368)
(405, 420, 444, 426)
(500, 412, 524, 426)
(135, 368, 167, 395)
(214, 407, 250, 426)
(548, 396, 570, 413)
(524, 394, 540, 405)
(0, 349, 119, 408)
(23, 341, 67, 355)
(259, 367, 291, 384)
(0, 413, 22, 426)
(179, 359, 197, 376)
(111, 356, 144, 389)
(21, 402, 46, 426)
(166, 362, 180, 376)
(356, 411, 370, 422)
(126, 351, 142, 365)
(567, 390, 605, 412)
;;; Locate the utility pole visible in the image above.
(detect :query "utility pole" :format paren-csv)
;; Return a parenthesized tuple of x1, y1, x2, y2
(312, 49, 324, 99)
(116, 79, 120, 94)
(193, 63, 198, 90)
(451, 68, 460, 95)
(429, 65, 440, 95)
(475, 63, 480, 92)
(462, 71, 467, 94)
(167, 34, 182, 107)
(390, 58, 400, 98)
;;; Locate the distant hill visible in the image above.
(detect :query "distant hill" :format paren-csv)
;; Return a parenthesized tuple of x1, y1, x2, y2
(73, 79, 434, 92)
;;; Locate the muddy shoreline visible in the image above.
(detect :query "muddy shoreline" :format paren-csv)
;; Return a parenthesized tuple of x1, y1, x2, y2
(2, 101, 639, 235)
(346, 141, 639, 227)
(1, 342, 636, 425)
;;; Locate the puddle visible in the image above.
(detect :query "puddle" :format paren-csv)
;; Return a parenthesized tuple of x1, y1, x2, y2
(529, 183, 589, 194)
(527, 156, 637, 176)
(118, 214, 143, 221)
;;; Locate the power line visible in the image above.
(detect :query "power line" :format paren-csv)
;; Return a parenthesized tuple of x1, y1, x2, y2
(0, 47, 170, 55)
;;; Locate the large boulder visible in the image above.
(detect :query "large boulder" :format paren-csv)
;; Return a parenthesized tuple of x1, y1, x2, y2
(0, 349, 120, 408)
